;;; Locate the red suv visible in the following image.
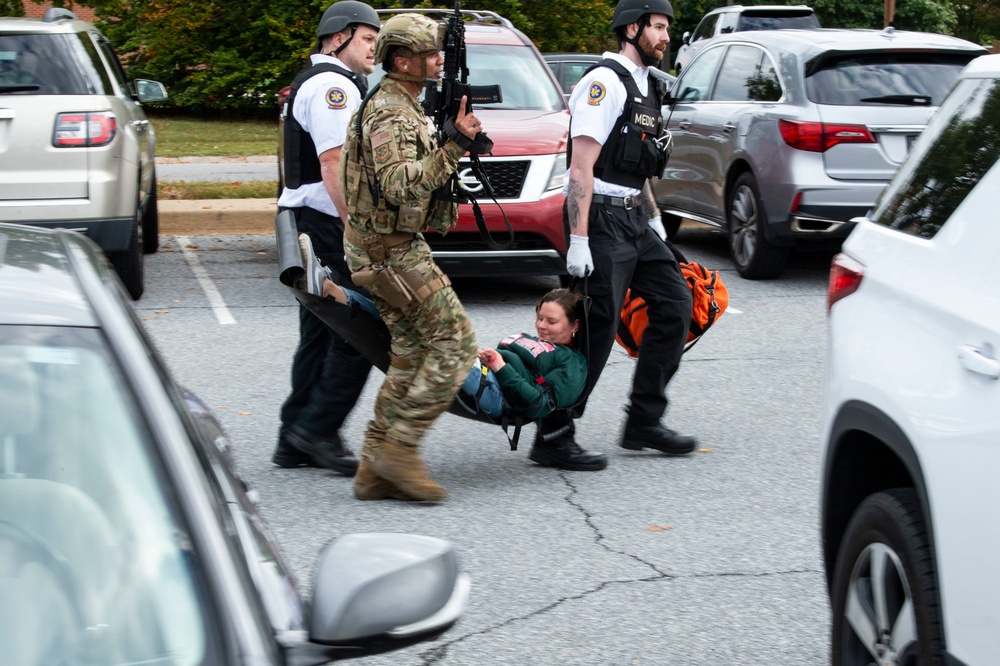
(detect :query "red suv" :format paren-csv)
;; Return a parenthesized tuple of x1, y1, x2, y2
(279, 9, 570, 280)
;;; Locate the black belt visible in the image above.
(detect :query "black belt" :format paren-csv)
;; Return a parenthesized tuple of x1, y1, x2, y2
(591, 194, 637, 210)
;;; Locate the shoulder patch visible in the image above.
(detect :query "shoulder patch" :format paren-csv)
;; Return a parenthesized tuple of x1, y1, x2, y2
(326, 87, 347, 109)
(372, 129, 395, 165)
(587, 81, 607, 106)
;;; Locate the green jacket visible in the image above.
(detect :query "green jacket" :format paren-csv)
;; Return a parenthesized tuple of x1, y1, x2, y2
(494, 333, 587, 419)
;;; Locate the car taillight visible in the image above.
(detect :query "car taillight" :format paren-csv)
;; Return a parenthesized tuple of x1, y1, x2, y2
(828, 253, 864, 312)
(53, 112, 117, 147)
(779, 119, 875, 153)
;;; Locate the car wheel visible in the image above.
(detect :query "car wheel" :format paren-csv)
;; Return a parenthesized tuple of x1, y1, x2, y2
(662, 212, 682, 241)
(142, 174, 159, 255)
(727, 172, 788, 279)
(830, 489, 944, 666)
(110, 209, 145, 300)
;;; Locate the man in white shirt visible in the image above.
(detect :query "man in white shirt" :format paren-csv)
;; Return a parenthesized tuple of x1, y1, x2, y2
(273, 1, 379, 475)
(529, 0, 696, 471)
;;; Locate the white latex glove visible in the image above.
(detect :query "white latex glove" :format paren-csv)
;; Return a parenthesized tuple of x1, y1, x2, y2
(566, 234, 593, 277)
(648, 215, 667, 241)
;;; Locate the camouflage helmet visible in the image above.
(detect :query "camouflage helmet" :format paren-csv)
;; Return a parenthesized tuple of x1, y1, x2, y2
(374, 13, 444, 65)
(318, 0, 380, 39)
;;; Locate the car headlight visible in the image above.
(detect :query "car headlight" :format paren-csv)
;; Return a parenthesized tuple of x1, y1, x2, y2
(545, 153, 567, 192)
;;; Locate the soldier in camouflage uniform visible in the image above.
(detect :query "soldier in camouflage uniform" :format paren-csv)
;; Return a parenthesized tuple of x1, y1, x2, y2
(340, 13, 485, 502)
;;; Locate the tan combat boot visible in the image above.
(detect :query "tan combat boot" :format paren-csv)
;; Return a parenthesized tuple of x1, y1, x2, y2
(353, 457, 414, 501)
(366, 437, 447, 502)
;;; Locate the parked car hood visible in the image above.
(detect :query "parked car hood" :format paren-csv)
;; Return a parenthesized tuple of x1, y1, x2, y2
(475, 109, 569, 156)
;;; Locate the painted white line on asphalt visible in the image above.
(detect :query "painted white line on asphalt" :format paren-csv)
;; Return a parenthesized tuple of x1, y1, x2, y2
(177, 236, 237, 325)
(728, 307, 743, 314)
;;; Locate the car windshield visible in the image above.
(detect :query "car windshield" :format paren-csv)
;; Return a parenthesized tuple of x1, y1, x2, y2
(367, 42, 564, 111)
(736, 13, 820, 31)
(870, 77, 1000, 239)
(804, 52, 975, 106)
(0, 326, 210, 666)
(465, 43, 563, 110)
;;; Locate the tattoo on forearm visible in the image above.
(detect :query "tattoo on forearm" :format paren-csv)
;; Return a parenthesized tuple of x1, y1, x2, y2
(639, 181, 657, 218)
(567, 180, 586, 233)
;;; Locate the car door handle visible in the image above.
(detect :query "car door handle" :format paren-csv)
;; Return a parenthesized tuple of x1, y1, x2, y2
(0, 109, 14, 119)
(722, 124, 736, 133)
(677, 120, 691, 129)
(958, 345, 1000, 379)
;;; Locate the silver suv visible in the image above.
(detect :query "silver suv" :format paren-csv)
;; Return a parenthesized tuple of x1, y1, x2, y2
(0, 9, 167, 299)
(654, 28, 986, 279)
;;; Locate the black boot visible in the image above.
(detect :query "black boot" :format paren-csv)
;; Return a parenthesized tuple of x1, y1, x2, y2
(283, 425, 359, 476)
(272, 430, 317, 468)
(529, 420, 607, 471)
(621, 421, 697, 455)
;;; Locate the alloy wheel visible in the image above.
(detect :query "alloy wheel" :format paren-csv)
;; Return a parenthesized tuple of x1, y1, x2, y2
(729, 184, 758, 267)
(842, 542, 919, 665)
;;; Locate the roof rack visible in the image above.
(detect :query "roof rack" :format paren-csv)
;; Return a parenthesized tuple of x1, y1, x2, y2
(374, 7, 514, 30)
(43, 8, 78, 22)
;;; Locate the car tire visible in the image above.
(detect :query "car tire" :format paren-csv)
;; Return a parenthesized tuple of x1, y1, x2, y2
(663, 212, 682, 241)
(830, 489, 945, 666)
(110, 210, 145, 300)
(142, 174, 159, 255)
(727, 172, 788, 279)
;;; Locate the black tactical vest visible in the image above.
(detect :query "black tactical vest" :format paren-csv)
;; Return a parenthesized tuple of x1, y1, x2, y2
(569, 59, 665, 191)
(283, 62, 367, 190)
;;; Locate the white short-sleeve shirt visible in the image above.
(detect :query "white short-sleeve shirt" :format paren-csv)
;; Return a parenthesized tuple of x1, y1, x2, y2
(564, 52, 650, 198)
(277, 54, 363, 217)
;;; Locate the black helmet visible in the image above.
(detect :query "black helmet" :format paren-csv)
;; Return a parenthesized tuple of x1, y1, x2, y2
(611, 0, 674, 29)
(317, 0, 380, 40)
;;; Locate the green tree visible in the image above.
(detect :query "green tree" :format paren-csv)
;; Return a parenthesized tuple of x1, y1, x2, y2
(950, 0, 1000, 45)
(2, 0, 26, 16)
(811, 0, 955, 33)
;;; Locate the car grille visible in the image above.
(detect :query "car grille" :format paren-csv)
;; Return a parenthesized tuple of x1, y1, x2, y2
(458, 160, 529, 199)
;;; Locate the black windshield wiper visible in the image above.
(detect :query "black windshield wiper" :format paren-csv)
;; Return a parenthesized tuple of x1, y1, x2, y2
(859, 94, 931, 106)
(0, 84, 41, 94)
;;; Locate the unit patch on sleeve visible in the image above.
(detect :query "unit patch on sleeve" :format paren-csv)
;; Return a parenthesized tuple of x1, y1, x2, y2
(588, 81, 607, 106)
(326, 87, 347, 109)
(372, 129, 395, 164)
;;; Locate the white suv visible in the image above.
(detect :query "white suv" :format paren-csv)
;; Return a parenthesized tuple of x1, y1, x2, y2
(0, 9, 167, 299)
(821, 54, 1000, 665)
(673, 4, 819, 75)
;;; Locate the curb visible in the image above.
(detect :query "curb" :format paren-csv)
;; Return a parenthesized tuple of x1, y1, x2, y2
(159, 198, 701, 238)
(159, 199, 276, 236)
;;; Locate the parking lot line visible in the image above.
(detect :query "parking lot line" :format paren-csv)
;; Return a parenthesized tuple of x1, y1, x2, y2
(177, 236, 237, 325)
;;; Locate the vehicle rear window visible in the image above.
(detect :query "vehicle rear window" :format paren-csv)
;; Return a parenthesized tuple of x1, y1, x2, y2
(736, 12, 820, 31)
(0, 32, 111, 95)
(870, 78, 1000, 238)
(804, 52, 975, 106)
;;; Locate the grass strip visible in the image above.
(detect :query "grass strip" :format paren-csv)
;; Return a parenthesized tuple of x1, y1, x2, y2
(151, 115, 278, 158)
(160, 181, 279, 200)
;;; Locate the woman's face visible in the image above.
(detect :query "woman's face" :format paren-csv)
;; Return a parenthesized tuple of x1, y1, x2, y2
(535, 301, 578, 345)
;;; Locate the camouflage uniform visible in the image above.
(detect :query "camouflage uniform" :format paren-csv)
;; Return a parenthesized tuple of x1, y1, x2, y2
(341, 69, 476, 501)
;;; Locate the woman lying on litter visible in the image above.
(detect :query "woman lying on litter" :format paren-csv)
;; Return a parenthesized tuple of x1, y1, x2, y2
(317, 272, 588, 421)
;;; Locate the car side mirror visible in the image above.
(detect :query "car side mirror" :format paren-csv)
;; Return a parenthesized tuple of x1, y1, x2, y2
(284, 533, 469, 664)
(134, 79, 167, 103)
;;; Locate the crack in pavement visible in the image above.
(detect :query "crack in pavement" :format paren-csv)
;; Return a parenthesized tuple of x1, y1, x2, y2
(415, 471, 821, 664)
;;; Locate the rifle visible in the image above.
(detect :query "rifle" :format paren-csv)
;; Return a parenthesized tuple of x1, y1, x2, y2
(423, 0, 514, 250)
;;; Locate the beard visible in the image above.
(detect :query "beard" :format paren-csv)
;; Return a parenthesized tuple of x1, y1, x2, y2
(637, 30, 665, 66)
